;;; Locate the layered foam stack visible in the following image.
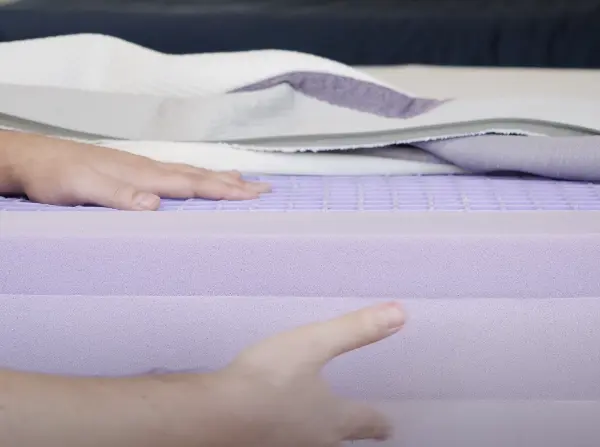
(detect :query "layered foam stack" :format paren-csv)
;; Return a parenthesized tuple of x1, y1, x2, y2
(2, 34, 600, 447)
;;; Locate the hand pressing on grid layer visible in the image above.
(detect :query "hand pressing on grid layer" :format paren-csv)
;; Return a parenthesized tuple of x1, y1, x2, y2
(0, 130, 270, 210)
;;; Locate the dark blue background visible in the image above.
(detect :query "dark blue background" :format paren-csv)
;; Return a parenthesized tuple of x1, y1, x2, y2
(1, 0, 599, 67)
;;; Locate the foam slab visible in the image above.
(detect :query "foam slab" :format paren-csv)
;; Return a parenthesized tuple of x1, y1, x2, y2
(2, 209, 600, 298)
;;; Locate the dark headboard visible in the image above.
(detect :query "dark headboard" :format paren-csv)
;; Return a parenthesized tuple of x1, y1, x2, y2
(1, 0, 600, 67)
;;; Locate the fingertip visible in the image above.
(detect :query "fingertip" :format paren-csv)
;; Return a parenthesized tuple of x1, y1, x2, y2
(318, 302, 406, 361)
(133, 192, 161, 211)
(375, 302, 406, 335)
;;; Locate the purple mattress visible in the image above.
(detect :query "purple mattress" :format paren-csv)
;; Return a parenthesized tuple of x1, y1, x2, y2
(2, 174, 600, 446)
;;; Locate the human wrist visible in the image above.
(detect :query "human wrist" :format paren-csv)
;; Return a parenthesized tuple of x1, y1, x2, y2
(91, 372, 231, 447)
(115, 371, 252, 447)
(139, 370, 277, 447)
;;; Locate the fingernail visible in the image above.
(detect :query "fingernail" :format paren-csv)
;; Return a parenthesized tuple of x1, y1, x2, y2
(379, 303, 405, 333)
(134, 192, 159, 210)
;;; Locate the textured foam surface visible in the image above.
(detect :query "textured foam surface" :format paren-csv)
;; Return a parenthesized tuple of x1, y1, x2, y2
(2, 175, 600, 212)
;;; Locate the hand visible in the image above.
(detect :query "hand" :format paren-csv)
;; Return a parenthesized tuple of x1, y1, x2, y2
(0, 131, 271, 210)
(0, 303, 405, 447)
(209, 302, 406, 447)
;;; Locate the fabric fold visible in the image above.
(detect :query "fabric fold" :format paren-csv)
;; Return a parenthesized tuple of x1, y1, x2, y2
(0, 33, 599, 180)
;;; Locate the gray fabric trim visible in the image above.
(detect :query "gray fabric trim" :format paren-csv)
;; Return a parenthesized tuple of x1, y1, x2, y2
(235, 71, 443, 119)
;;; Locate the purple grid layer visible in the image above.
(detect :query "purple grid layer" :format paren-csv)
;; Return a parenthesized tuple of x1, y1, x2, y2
(2, 175, 600, 212)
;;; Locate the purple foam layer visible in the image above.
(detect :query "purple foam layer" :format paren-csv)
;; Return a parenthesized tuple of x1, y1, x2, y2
(3, 211, 600, 298)
(2, 175, 600, 212)
(2, 295, 600, 401)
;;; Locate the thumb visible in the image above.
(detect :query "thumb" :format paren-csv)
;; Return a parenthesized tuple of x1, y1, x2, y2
(234, 302, 405, 374)
(76, 171, 160, 211)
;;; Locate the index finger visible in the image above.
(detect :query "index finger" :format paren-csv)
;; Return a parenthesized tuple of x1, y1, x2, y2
(235, 302, 405, 374)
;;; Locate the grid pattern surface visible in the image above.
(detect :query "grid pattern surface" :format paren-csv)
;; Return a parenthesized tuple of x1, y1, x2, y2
(2, 175, 600, 212)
